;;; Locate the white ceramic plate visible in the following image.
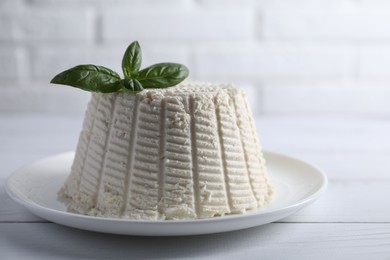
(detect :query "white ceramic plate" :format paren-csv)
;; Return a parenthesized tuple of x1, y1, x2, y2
(6, 151, 327, 236)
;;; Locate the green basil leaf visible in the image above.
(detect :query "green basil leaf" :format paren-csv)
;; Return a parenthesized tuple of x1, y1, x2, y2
(122, 41, 142, 78)
(121, 78, 144, 94)
(50, 65, 122, 93)
(136, 63, 189, 88)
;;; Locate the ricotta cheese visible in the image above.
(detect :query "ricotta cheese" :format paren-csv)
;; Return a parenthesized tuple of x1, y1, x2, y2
(59, 82, 273, 220)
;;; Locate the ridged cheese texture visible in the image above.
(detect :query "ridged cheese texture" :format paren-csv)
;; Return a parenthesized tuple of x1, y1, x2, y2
(59, 82, 273, 220)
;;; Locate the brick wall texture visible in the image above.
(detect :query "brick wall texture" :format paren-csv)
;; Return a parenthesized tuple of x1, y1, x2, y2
(1, 0, 390, 116)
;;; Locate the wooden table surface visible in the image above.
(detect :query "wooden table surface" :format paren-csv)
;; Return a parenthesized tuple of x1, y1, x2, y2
(1, 114, 390, 259)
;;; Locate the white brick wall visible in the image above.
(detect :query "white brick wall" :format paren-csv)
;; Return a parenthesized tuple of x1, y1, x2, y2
(264, 8, 390, 40)
(358, 46, 390, 78)
(194, 43, 353, 79)
(18, 9, 94, 43)
(263, 80, 390, 116)
(1, 0, 390, 116)
(103, 9, 255, 42)
(0, 49, 21, 81)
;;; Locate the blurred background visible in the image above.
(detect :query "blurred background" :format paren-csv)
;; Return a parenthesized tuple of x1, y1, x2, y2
(2, 2, 390, 256)
(1, 0, 390, 117)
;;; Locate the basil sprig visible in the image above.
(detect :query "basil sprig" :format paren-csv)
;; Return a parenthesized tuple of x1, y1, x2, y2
(50, 41, 189, 94)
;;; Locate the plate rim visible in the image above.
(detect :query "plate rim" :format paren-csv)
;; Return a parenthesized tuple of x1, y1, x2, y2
(6, 150, 328, 234)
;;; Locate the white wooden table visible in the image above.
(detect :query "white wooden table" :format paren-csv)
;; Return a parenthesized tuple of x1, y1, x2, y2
(1, 114, 390, 259)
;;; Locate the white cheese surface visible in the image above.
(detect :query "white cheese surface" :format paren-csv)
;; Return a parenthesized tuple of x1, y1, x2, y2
(59, 82, 273, 220)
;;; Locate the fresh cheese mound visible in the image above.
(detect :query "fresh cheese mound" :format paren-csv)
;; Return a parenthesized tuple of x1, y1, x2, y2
(59, 82, 273, 220)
